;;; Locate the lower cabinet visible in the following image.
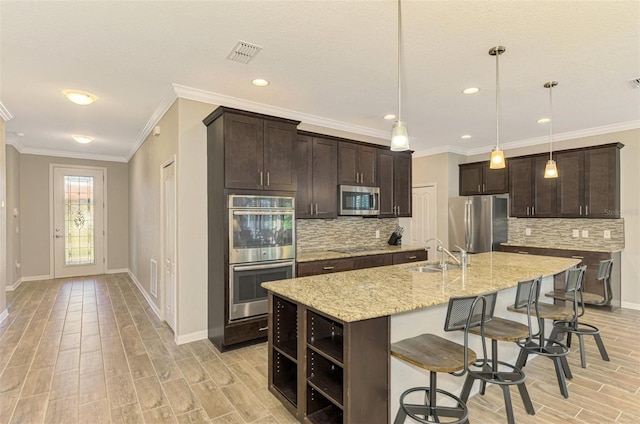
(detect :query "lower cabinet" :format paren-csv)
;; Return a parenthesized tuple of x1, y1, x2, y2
(500, 245, 621, 310)
(297, 249, 427, 277)
(269, 294, 389, 424)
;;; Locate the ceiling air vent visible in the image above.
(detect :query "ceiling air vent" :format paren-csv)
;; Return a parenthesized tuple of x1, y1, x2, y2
(629, 77, 640, 89)
(227, 41, 262, 64)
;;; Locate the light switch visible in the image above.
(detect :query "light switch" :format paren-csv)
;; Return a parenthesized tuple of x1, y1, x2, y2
(525, 228, 532, 236)
(582, 230, 589, 238)
(572, 229, 580, 238)
(375, 230, 380, 239)
(604, 230, 611, 239)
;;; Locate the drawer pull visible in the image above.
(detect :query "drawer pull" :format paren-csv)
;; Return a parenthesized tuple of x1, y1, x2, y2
(517, 251, 529, 254)
(408, 256, 417, 259)
(571, 256, 584, 259)
(322, 266, 335, 270)
(258, 326, 268, 332)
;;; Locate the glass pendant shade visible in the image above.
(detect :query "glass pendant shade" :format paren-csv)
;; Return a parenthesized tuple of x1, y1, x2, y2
(544, 159, 558, 178)
(391, 121, 409, 151)
(490, 148, 506, 169)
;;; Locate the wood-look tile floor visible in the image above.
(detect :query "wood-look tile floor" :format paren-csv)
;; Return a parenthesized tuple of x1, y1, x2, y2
(0, 273, 638, 423)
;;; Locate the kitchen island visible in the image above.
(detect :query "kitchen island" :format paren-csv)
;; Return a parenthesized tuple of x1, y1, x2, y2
(262, 252, 580, 424)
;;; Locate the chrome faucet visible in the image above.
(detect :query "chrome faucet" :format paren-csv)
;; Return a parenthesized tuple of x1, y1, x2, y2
(425, 238, 462, 268)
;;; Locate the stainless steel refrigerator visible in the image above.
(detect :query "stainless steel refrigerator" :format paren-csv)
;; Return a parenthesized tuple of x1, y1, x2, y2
(448, 195, 508, 253)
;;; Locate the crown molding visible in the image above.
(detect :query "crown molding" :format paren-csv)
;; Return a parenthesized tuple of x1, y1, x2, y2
(5, 139, 24, 153)
(0, 100, 13, 121)
(172, 83, 391, 141)
(412, 144, 469, 158)
(15, 145, 127, 163)
(126, 84, 179, 160)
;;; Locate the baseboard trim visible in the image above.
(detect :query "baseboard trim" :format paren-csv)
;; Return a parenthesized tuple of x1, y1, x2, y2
(0, 309, 8, 325)
(621, 301, 640, 311)
(127, 270, 163, 321)
(6, 278, 22, 291)
(176, 330, 208, 346)
(107, 268, 129, 274)
(6, 274, 52, 291)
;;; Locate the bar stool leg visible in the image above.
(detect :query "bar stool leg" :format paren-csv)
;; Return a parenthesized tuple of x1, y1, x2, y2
(552, 358, 569, 398)
(577, 334, 587, 368)
(516, 382, 535, 415)
(594, 333, 610, 362)
(500, 385, 515, 424)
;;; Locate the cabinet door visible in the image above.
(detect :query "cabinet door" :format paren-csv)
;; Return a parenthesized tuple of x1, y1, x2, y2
(377, 150, 395, 217)
(358, 146, 378, 186)
(394, 153, 412, 217)
(483, 162, 509, 194)
(556, 150, 585, 217)
(532, 155, 557, 217)
(338, 142, 359, 185)
(584, 146, 619, 218)
(459, 163, 483, 195)
(508, 157, 533, 217)
(296, 135, 313, 218)
(264, 120, 297, 191)
(312, 138, 338, 218)
(224, 113, 264, 190)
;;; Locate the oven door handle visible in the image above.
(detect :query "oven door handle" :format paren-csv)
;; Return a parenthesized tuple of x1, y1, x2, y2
(232, 261, 294, 272)
(232, 210, 294, 216)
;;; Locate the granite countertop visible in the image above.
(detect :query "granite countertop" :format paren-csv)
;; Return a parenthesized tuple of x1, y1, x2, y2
(263, 251, 580, 323)
(296, 244, 426, 262)
(501, 242, 622, 253)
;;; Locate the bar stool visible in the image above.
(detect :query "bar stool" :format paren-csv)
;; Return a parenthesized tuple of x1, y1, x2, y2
(546, 266, 610, 368)
(587, 259, 613, 306)
(507, 276, 574, 398)
(459, 293, 535, 424)
(391, 294, 492, 424)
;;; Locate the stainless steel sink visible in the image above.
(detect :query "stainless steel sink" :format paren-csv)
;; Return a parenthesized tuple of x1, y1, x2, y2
(407, 264, 461, 272)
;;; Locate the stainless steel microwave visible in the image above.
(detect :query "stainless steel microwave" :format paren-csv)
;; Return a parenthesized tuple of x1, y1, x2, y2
(339, 185, 380, 216)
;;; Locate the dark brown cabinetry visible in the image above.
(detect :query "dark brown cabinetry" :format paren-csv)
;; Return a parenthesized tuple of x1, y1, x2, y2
(556, 144, 622, 218)
(459, 161, 509, 196)
(222, 111, 298, 191)
(379, 150, 412, 217)
(338, 142, 377, 186)
(297, 133, 338, 219)
(500, 245, 621, 310)
(508, 155, 557, 217)
(268, 294, 389, 424)
(297, 249, 427, 277)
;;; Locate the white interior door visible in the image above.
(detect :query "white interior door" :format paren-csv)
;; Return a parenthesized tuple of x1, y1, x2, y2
(53, 167, 105, 278)
(410, 185, 438, 253)
(163, 162, 177, 331)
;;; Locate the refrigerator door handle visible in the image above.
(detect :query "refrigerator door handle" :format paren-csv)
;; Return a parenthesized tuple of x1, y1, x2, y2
(465, 201, 471, 251)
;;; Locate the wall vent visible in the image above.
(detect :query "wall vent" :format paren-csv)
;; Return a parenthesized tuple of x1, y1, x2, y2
(227, 40, 262, 64)
(150, 259, 158, 298)
(629, 78, 640, 89)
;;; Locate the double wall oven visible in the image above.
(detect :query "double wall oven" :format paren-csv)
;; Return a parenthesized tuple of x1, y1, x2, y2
(228, 195, 295, 322)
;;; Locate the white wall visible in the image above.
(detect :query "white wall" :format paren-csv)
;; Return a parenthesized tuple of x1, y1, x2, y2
(5, 145, 20, 287)
(0, 118, 6, 317)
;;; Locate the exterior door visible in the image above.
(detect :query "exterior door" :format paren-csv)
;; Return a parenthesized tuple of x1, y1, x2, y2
(53, 166, 105, 278)
(410, 185, 437, 253)
(163, 161, 177, 331)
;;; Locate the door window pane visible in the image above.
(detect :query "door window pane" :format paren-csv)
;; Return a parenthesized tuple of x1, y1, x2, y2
(64, 176, 95, 265)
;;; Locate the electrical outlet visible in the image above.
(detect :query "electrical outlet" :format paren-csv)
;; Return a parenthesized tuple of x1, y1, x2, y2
(582, 230, 589, 238)
(375, 230, 380, 239)
(572, 229, 580, 238)
(525, 228, 532, 236)
(604, 230, 611, 239)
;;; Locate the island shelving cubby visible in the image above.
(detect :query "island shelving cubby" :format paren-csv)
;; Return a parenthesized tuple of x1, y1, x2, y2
(268, 293, 390, 424)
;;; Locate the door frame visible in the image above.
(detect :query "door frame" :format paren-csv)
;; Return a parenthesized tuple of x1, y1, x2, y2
(408, 183, 438, 251)
(160, 156, 178, 337)
(49, 164, 108, 278)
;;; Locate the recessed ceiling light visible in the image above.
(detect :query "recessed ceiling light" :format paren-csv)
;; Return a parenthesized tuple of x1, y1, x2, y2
(252, 79, 269, 87)
(384, 114, 397, 120)
(72, 135, 94, 144)
(537, 118, 551, 123)
(462, 87, 480, 95)
(63, 90, 97, 105)
(461, 135, 472, 139)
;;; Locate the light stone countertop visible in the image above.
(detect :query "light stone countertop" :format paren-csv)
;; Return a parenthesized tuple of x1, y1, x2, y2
(501, 242, 622, 253)
(262, 251, 580, 322)
(296, 244, 426, 262)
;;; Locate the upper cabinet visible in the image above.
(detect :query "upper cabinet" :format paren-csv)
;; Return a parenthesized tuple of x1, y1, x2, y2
(297, 134, 338, 219)
(459, 162, 509, 196)
(556, 144, 622, 218)
(217, 110, 299, 191)
(378, 150, 412, 217)
(338, 142, 378, 186)
(508, 155, 556, 217)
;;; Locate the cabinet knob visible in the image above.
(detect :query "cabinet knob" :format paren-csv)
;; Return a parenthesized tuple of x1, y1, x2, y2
(315, 204, 318, 215)
(259, 171, 263, 186)
(580, 205, 583, 216)
(266, 171, 270, 186)
(322, 266, 335, 270)
(585, 205, 588, 215)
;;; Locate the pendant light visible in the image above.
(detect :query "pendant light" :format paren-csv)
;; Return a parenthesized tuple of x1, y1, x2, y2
(544, 81, 559, 178)
(390, 0, 409, 151)
(489, 46, 506, 169)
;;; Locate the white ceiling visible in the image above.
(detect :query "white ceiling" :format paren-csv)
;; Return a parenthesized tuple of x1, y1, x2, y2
(2, 0, 639, 162)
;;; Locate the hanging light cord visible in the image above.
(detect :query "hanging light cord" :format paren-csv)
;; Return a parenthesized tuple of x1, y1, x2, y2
(397, 0, 402, 123)
(495, 48, 500, 149)
(549, 84, 554, 159)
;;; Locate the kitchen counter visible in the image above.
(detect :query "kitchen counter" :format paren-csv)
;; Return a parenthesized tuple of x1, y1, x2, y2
(295, 244, 425, 262)
(501, 242, 622, 253)
(263, 251, 580, 322)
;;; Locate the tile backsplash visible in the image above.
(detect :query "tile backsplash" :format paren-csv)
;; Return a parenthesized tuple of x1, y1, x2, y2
(507, 218, 625, 251)
(296, 217, 399, 252)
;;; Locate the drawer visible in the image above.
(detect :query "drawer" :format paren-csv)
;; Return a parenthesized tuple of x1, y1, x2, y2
(353, 254, 392, 270)
(224, 317, 269, 346)
(392, 250, 427, 264)
(297, 258, 354, 277)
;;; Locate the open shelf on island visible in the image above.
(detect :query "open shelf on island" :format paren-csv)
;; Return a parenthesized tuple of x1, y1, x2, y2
(307, 349, 343, 406)
(274, 295, 298, 360)
(307, 310, 344, 364)
(273, 348, 298, 406)
(306, 386, 343, 424)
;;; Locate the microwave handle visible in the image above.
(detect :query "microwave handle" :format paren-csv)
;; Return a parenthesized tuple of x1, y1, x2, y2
(232, 261, 294, 272)
(232, 210, 294, 216)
